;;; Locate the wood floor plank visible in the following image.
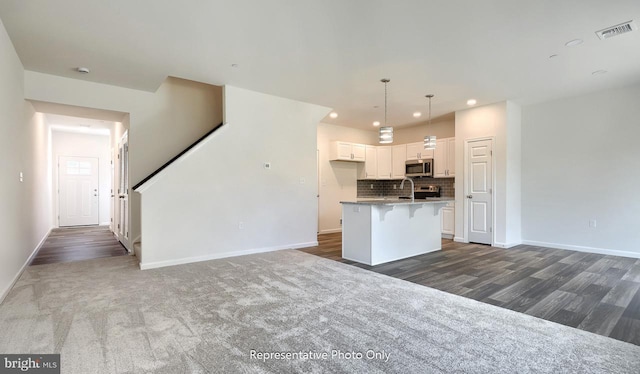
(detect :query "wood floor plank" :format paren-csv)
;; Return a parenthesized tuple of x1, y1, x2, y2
(601, 280, 640, 308)
(578, 303, 626, 336)
(610, 317, 640, 345)
(489, 277, 544, 303)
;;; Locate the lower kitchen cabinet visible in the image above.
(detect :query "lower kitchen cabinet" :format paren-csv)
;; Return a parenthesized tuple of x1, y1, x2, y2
(440, 202, 455, 238)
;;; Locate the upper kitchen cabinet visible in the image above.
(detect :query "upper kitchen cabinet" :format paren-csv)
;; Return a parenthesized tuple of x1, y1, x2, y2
(434, 137, 455, 178)
(376, 146, 392, 180)
(330, 141, 366, 162)
(391, 144, 406, 179)
(364, 145, 377, 179)
(406, 142, 434, 161)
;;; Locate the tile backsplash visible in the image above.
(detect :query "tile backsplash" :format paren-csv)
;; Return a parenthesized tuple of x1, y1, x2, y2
(357, 178, 455, 198)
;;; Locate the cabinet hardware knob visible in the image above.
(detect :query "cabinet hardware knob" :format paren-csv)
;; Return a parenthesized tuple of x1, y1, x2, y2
(466, 195, 473, 199)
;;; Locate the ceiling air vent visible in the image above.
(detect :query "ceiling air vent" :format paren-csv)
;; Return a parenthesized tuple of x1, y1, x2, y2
(595, 20, 637, 40)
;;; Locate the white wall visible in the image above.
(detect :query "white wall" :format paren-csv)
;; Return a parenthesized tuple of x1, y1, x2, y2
(137, 86, 330, 268)
(0, 20, 51, 302)
(455, 101, 522, 248)
(24, 72, 223, 250)
(51, 131, 112, 226)
(392, 117, 455, 144)
(522, 83, 640, 258)
(317, 123, 378, 234)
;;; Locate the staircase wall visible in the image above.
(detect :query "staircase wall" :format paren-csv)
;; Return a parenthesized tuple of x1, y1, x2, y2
(138, 86, 330, 268)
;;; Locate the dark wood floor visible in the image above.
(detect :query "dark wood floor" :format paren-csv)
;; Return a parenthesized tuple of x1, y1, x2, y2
(300, 233, 640, 346)
(30, 226, 128, 266)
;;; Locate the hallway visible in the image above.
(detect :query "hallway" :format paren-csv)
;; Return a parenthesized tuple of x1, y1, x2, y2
(30, 226, 128, 266)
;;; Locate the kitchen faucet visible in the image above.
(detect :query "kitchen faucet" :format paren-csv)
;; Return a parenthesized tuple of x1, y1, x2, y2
(400, 177, 415, 202)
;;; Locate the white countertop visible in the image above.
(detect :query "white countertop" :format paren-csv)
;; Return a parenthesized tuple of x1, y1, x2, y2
(341, 197, 454, 205)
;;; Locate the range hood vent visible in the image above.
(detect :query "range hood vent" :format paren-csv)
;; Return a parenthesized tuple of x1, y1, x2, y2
(595, 20, 636, 40)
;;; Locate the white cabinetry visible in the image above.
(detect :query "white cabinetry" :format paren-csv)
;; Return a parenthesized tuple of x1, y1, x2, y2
(330, 141, 365, 162)
(391, 144, 406, 179)
(376, 147, 392, 180)
(406, 142, 434, 161)
(434, 137, 455, 178)
(440, 202, 455, 238)
(364, 145, 377, 179)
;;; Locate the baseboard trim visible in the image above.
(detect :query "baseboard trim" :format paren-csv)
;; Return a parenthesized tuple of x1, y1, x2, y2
(521, 240, 640, 259)
(139, 241, 319, 270)
(0, 227, 52, 304)
(319, 229, 342, 235)
(493, 241, 521, 249)
(453, 236, 466, 243)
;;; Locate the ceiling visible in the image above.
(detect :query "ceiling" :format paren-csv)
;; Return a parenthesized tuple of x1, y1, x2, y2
(46, 113, 115, 136)
(2, 1, 639, 130)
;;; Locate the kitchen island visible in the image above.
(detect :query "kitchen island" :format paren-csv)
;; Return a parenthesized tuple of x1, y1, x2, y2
(340, 198, 453, 266)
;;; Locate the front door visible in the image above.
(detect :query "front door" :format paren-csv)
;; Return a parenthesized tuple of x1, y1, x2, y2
(467, 139, 492, 244)
(59, 156, 99, 226)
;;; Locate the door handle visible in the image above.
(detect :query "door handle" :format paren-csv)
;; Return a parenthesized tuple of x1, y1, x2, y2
(466, 195, 473, 199)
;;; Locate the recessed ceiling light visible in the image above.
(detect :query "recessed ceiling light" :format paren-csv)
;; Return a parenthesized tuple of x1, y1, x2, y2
(592, 69, 608, 75)
(413, 112, 422, 118)
(467, 99, 477, 106)
(565, 39, 583, 47)
(373, 121, 380, 127)
(76, 67, 90, 74)
(329, 112, 338, 119)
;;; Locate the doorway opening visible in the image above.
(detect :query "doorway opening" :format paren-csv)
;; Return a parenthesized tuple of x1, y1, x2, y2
(41, 109, 131, 253)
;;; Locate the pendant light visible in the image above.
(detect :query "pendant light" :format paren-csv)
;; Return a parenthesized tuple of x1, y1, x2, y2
(379, 78, 393, 144)
(424, 94, 436, 150)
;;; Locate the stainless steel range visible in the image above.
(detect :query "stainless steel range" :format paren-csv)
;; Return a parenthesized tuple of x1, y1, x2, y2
(414, 185, 441, 199)
(398, 185, 441, 200)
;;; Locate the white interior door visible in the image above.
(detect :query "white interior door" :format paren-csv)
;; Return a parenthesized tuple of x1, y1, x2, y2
(59, 156, 99, 226)
(117, 132, 129, 242)
(467, 139, 492, 244)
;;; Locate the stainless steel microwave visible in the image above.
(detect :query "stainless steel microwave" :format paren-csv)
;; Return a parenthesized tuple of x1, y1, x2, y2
(405, 159, 433, 177)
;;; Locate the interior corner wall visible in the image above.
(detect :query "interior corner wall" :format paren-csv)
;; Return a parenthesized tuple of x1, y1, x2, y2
(23, 72, 223, 251)
(521, 83, 640, 257)
(505, 102, 522, 245)
(392, 118, 456, 144)
(51, 131, 112, 226)
(317, 123, 378, 234)
(455, 101, 521, 247)
(139, 86, 330, 268)
(0, 19, 52, 302)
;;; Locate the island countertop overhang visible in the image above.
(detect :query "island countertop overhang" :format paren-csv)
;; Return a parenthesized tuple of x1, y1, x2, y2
(341, 198, 454, 206)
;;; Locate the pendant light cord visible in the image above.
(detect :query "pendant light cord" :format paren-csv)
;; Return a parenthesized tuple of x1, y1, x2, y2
(426, 94, 435, 126)
(428, 96, 431, 126)
(384, 80, 388, 126)
(381, 78, 390, 127)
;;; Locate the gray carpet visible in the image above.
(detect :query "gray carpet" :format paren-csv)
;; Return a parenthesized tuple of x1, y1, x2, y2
(1, 250, 639, 373)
